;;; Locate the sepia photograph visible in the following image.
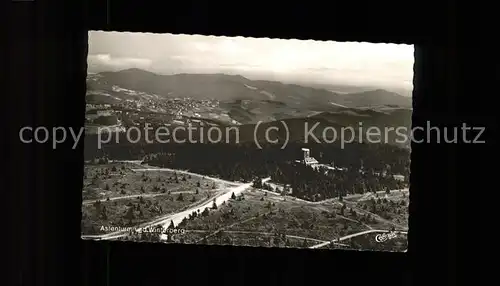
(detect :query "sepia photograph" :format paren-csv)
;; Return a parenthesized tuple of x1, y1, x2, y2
(82, 31, 413, 252)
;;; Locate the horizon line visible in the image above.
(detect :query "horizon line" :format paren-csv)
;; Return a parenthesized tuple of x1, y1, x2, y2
(88, 67, 413, 97)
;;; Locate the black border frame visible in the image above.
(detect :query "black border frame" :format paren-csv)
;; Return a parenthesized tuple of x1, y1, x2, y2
(7, 1, 489, 285)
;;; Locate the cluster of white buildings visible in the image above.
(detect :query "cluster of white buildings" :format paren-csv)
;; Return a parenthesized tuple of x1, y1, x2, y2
(295, 148, 405, 180)
(296, 148, 319, 166)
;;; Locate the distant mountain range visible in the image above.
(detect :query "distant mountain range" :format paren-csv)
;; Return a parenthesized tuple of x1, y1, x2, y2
(87, 68, 412, 109)
(86, 68, 412, 148)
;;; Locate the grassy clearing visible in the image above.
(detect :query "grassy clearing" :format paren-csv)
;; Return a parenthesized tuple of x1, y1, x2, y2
(117, 229, 322, 248)
(177, 189, 372, 246)
(199, 231, 321, 248)
(350, 195, 409, 227)
(81, 164, 225, 235)
(82, 163, 220, 201)
(82, 194, 213, 235)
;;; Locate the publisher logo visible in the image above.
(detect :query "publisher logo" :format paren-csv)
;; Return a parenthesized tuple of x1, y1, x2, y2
(375, 231, 398, 243)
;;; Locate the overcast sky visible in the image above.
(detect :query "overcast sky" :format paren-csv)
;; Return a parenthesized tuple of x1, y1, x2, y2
(88, 31, 414, 92)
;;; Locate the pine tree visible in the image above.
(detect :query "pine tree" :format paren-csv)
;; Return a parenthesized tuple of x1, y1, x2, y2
(202, 207, 210, 216)
(301, 238, 308, 248)
(100, 206, 108, 220)
(124, 207, 135, 222)
(340, 204, 346, 216)
(350, 209, 357, 218)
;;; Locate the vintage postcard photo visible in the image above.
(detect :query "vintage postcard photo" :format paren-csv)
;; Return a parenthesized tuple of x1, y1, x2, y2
(82, 31, 413, 251)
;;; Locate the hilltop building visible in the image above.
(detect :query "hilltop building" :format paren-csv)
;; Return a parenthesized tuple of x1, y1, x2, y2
(295, 148, 348, 173)
(295, 148, 319, 166)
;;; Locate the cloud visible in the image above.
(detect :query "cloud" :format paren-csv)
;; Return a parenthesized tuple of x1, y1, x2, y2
(88, 54, 152, 70)
(88, 31, 414, 90)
